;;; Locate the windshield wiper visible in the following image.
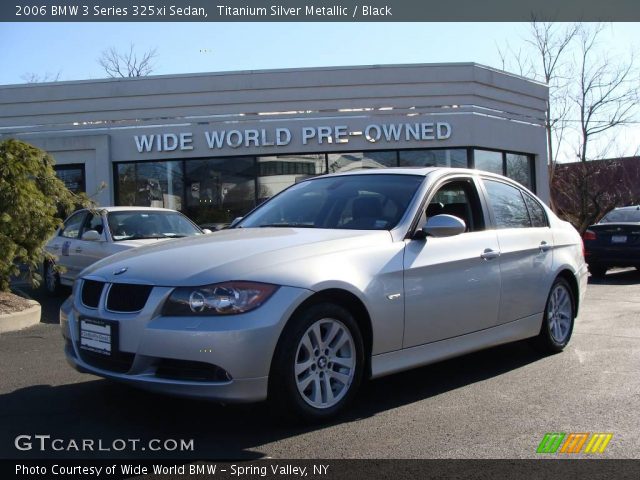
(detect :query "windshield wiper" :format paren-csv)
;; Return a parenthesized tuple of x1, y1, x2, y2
(258, 223, 316, 228)
(120, 234, 166, 240)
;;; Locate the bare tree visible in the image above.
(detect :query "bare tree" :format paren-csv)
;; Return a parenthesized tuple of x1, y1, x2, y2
(573, 24, 638, 163)
(526, 21, 579, 176)
(568, 23, 639, 231)
(21, 71, 61, 83)
(498, 21, 639, 231)
(98, 44, 158, 78)
(553, 158, 640, 232)
(497, 21, 579, 211)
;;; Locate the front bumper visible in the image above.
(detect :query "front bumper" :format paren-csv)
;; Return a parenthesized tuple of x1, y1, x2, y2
(60, 284, 312, 402)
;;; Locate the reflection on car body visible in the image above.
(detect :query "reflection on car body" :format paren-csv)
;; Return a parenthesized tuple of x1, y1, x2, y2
(60, 168, 588, 420)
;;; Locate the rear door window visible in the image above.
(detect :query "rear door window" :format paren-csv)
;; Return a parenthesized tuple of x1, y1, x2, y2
(483, 180, 531, 229)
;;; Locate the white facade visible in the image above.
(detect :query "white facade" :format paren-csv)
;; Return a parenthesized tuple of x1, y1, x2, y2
(0, 63, 549, 224)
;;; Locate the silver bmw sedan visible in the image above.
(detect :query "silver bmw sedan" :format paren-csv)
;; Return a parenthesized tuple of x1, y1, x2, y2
(61, 168, 588, 420)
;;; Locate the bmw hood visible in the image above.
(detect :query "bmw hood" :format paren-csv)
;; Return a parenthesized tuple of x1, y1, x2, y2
(81, 228, 392, 287)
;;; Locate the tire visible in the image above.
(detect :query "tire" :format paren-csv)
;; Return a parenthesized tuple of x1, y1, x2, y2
(531, 277, 576, 353)
(43, 261, 64, 296)
(268, 302, 364, 422)
(588, 265, 607, 278)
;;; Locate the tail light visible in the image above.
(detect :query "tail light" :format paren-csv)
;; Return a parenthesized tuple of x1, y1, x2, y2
(583, 230, 597, 241)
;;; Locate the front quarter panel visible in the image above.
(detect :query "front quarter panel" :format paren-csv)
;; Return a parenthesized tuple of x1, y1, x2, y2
(241, 234, 407, 355)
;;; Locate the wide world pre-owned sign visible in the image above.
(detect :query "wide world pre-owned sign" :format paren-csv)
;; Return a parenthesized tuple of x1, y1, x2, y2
(133, 122, 453, 153)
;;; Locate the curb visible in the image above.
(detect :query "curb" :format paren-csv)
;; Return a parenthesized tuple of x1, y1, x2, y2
(0, 300, 42, 334)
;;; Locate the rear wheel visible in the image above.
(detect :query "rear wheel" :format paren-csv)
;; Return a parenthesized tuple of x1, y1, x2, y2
(532, 277, 575, 353)
(588, 265, 607, 278)
(269, 303, 364, 422)
(43, 261, 63, 296)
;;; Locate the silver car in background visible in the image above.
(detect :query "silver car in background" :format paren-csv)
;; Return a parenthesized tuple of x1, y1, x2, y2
(43, 207, 205, 295)
(61, 168, 587, 420)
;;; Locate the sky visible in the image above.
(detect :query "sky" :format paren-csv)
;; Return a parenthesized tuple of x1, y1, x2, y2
(1, 22, 639, 161)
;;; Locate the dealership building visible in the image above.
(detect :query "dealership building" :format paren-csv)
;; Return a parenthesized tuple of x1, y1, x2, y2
(0, 63, 549, 225)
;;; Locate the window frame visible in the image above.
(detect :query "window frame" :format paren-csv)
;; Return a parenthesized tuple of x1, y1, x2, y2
(79, 211, 107, 241)
(408, 174, 490, 238)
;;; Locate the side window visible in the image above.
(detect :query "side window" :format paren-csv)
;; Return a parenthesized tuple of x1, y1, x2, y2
(59, 211, 86, 239)
(484, 180, 531, 229)
(425, 179, 484, 232)
(80, 213, 105, 238)
(522, 192, 548, 228)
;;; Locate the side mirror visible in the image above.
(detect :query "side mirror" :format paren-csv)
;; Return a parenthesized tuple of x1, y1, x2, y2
(202, 228, 213, 234)
(229, 217, 243, 228)
(421, 214, 466, 238)
(81, 230, 102, 242)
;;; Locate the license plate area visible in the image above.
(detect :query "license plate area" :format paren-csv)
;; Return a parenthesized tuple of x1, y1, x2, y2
(611, 235, 627, 243)
(79, 318, 118, 356)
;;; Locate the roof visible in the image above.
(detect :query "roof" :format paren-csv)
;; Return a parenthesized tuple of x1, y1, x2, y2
(84, 206, 179, 213)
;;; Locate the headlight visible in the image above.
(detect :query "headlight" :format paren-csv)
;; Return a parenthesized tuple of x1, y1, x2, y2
(162, 281, 279, 316)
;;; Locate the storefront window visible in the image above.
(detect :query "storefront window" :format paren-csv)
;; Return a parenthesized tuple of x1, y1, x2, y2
(54, 164, 85, 193)
(327, 151, 397, 173)
(506, 153, 533, 190)
(399, 149, 467, 168)
(114, 147, 536, 225)
(116, 161, 184, 210)
(257, 154, 326, 201)
(474, 150, 503, 175)
(184, 157, 255, 227)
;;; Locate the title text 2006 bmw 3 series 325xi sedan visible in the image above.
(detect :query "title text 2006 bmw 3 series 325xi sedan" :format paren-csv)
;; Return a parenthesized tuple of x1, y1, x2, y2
(61, 168, 588, 421)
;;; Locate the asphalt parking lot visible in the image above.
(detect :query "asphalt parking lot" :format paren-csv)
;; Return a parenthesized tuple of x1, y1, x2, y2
(1, 269, 639, 460)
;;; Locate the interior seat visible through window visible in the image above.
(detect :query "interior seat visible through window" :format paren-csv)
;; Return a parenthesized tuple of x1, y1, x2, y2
(425, 179, 484, 232)
(344, 197, 383, 229)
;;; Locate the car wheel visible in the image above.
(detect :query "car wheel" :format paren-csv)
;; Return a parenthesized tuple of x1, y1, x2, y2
(269, 302, 364, 422)
(532, 277, 575, 353)
(588, 265, 607, 278)
(43, 261, 63, 296)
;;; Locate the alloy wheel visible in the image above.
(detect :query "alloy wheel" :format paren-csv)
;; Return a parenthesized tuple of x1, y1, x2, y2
(294, 318, 356, 409)
(547, 284, 573, 344)
(45, 263, 58, 292)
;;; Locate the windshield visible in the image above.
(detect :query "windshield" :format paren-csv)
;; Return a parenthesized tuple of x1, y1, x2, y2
(600, 208, 640, 223)
(238, 174, 424, 230)
(107, 211, 202, 241)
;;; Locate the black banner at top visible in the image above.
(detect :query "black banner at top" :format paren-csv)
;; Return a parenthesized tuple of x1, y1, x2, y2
(3, 0, 640, 22)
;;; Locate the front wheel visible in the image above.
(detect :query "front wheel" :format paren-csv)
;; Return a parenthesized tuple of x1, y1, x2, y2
(269, 303, 364, 422)
(532, 277, 575, 353)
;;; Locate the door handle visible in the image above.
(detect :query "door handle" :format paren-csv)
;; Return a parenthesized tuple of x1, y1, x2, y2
(481, 248, 501, 260)
(75, 247, 83, 253)
(539, 241, 551, 252)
